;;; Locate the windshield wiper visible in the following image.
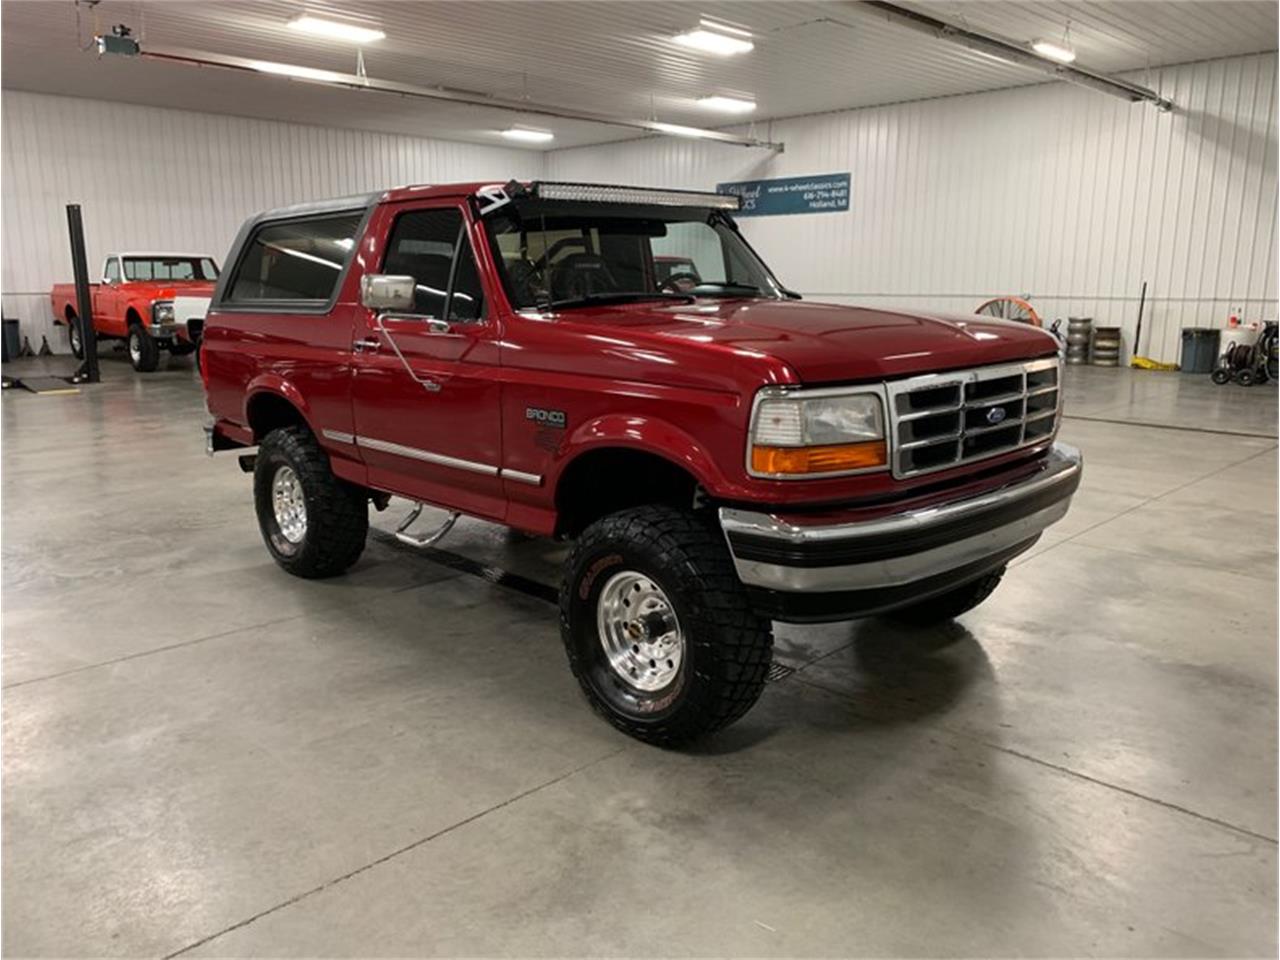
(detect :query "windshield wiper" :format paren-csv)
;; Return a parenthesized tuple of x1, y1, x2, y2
(691, 281, 765, 297)
(545, 292, 696, 310)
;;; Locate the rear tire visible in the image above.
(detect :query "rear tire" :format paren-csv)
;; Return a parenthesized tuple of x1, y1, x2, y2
(127, 323, 159, 372)
(561, 506, 773, 746)
(254, 426, 368, 578)
(890, 566, 1006, 626)
(68, 318, 84, 359)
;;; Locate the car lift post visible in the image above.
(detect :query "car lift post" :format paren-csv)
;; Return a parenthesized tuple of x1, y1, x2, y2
(66, 204, 100, 383)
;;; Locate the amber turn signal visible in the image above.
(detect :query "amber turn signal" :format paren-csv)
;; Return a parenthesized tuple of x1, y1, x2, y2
(751, 440, 887, 476)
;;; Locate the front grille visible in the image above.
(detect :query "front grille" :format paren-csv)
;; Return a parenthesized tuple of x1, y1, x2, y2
(886, 357, 1061, 477)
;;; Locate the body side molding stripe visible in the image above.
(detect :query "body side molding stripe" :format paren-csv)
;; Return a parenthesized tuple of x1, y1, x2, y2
(331, 431, 544, 484)
(357, 436, 499, 476)
(499, 468, 543, 486)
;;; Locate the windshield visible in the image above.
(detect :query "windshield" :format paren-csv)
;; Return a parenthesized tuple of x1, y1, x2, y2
(123, 257, 219, 282)
(482, 200, 784, 310)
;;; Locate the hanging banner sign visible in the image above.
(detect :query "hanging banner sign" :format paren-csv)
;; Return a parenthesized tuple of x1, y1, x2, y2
(716, 173, 850, 217)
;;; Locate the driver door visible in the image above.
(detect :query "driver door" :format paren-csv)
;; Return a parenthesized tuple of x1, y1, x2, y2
(350, 202, 506, 521)
(96, 257, 125, 335)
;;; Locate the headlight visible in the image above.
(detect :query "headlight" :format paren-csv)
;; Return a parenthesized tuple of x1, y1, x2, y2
(152, 301, 174, 324)
(749, 389, 886, 478)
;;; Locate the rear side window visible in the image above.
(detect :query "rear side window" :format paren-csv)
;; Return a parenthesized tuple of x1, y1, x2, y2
(227, 212, 363, 303)
(382, 207, 485, 323)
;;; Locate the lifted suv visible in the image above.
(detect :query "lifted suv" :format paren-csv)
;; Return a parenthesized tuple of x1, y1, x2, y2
(202, 181, 1081, 745)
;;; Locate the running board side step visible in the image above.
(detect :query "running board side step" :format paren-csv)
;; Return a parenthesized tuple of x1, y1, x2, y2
(395, 503, 459, 548)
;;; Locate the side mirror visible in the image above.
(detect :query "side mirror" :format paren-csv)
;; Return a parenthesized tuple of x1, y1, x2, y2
(360, 274, 415, 312)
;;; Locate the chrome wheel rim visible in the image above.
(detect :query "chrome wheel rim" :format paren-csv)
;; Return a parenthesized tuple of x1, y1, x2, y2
(128, 332, 141, 364)
(70, 325, 81, 352)
(271, 465, 307, 544)
(596, 570, 683, 692)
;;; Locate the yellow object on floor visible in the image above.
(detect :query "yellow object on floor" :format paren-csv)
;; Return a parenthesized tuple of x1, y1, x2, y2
(1131, 356, 1180, 371)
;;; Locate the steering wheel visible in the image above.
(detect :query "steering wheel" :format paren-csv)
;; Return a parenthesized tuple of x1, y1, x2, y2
(657, 272, 701, 293)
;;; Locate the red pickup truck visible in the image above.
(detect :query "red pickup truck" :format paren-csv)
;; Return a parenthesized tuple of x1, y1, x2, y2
(202, 181, 1081, 745)
(51, 253, 219, 370)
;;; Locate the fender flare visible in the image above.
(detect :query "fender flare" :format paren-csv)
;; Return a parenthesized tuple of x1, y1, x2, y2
(124, 301, 148, 327)
(242, 375, 314, 435)
(552, 413, 732, 497)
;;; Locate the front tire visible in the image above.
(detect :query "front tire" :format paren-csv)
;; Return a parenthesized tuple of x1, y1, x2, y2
(253, 426, 368, 578)
(68, 318, 85, 359)
(890, 566, 1006, 626)
(561, 506, 773, 746)
(127, 323, 159, 372)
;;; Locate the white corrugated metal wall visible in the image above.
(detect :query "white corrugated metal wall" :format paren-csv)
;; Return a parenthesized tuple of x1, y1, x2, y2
(1, 90, 544, 350)
(549, 53, 1279, 364)
(5, 54, 1276, 362)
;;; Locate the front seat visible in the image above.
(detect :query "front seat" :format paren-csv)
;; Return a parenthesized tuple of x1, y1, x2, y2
(549, 252, 620, 302)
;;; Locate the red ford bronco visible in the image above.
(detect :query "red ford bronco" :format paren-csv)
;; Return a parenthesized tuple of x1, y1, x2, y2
(202, 181, 1081, 745)
(52, 253, 220, 370)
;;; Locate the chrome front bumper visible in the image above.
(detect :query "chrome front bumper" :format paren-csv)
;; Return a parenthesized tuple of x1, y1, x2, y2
(719, 442, 1082, 619)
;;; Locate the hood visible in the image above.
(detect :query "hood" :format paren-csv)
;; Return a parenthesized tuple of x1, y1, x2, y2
(563, 299, 1059, 384)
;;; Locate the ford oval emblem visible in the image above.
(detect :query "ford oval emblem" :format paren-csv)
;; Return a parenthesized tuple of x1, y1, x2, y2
(986, 406, 1008, 425)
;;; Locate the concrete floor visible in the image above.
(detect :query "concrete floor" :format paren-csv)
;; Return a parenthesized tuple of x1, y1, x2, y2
(3, 353, 1277, 958)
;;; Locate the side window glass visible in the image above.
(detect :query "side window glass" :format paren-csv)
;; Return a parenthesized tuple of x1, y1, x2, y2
(383, 207, 485, 323)
(228, 212, 363, 303)
(104, 259, 120, 283)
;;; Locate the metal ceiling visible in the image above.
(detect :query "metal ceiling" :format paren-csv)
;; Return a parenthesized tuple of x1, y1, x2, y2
(1, 1, 1275, 151)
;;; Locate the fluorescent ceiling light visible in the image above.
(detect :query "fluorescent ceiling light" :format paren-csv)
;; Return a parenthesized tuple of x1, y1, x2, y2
(671, 28, 754, 56)
(698, 18, 753, 37)
(250, 60, 345, 82)
(287, 15, 385, 44)
(501, 127, 555, 143)
(1031, 38, 1076, 63)
(650, 121, 711, 139)
(697, 95, 757, 113)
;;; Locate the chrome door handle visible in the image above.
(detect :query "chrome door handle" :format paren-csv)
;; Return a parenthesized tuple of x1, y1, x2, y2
(353, 337, 380, 353)
(425, 319, 450, 335)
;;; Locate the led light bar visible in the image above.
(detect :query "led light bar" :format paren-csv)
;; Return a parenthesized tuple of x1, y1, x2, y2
(531, 182, 742, 209)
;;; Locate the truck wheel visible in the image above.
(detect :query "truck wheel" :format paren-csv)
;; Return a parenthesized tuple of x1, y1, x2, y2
(253, 426, 368, 578)
(127, 324, 159, 372)
(890, 566, 1006, 626)
(560, 506, 773, 746)
(68, 318, 84, 359)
